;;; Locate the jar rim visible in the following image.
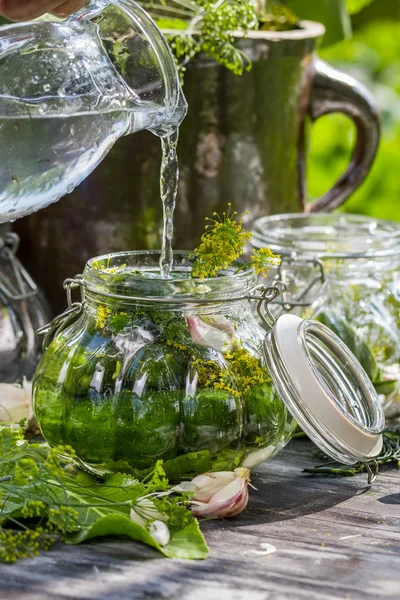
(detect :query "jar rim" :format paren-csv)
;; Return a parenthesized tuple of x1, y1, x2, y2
(251, 213, 400, 260)
(83, 250, 256, 303)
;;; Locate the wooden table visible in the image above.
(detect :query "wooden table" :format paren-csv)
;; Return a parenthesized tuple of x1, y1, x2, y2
(1, 439, 399, 600)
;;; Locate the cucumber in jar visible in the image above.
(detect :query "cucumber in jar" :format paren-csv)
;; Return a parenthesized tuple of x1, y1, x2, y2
(181, 388, 243, 455)
(62, 337, 121, 463)
(114, 343, 184, 469)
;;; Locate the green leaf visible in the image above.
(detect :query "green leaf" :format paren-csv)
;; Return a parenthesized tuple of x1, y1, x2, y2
(372, 379, 398, 397)
(66, 512, 208, 559)
(66, 513, 160, 547)
(162, 520, 208, 559)
(0, 436, 208, 561)
(163, 450, 213, 480)
(58, 472, 208, 558)
(61, 472, 208, 558)
(156, 17, 190, 30)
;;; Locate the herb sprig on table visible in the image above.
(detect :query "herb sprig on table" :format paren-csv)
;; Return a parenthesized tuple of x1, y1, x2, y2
(303, 427, 400, 477)
(0, 425, 207, 563)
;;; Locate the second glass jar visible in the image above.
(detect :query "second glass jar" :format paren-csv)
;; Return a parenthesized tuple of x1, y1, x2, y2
(252, 213, 400, 410)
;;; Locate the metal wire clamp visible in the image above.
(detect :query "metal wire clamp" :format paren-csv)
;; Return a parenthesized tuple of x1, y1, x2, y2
(0, 232, 39, 302)
(37, 276, 84, 350)
(272, 256, 325, 311)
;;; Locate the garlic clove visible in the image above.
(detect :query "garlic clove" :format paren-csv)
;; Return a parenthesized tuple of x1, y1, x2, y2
(190, 471, 236, 502)
(186, 316, 234, 353)
(225, 482, 249, 517)
(191, 476, 246, 518)
(170, 481, 197, 494)
(148, 520, 171, 547)
(130, 509, 171, 547)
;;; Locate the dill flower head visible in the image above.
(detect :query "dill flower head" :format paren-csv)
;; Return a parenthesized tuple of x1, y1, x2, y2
(250, 247, 281, 278)
(192, 204, 252, 278)
(96, 305, 112, 329)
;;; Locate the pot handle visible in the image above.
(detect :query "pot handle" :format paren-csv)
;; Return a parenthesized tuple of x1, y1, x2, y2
(306, 59, 380, 213)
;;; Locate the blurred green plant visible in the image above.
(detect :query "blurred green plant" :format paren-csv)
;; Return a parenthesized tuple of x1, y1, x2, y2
(308, 18, 400, 222)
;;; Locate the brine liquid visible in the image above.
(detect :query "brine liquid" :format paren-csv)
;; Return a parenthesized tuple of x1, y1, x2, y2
(159, 130, 179, 278)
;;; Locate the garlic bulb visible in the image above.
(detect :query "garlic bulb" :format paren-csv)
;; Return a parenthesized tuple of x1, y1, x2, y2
(130, 498, 171, 547)
(0, 379, 32, 423)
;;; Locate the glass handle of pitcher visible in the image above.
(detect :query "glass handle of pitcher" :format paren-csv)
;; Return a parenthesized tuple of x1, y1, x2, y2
(305, 59, 380, 213)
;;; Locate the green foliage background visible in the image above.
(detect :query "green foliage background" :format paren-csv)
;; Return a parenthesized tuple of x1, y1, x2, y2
(308, 0, 400, 221)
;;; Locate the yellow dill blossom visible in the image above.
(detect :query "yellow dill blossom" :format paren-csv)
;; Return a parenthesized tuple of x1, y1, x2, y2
(21, 501, 47, 519)
(96, 305, 112, 329)
(190, 344, 269, 397)
(250, 247, 280, 278)
(43, 445, 76, 477)
(13, 458, 40, 486)
(190, 357, 241, 397)
(167, 340, 188, 352)
(92, 260, 127, 275)
(224, 343, 270, 394)
(0, 528, 55, 563)
(192, 204, 252, 278)
(48, 507, 79, 533)
(103, 263, 127, 275)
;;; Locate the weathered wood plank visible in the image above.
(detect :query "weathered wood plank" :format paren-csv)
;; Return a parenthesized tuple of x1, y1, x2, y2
(0, 439, 399, 600)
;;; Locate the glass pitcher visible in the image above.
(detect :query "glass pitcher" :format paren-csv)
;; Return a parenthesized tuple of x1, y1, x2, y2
(0, 0, 187, 222)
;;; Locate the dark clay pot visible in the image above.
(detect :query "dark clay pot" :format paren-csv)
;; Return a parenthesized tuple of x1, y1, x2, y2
(15, 21, 380, 313)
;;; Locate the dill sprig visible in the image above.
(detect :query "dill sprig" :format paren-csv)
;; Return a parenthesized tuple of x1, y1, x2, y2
(0, 427, 78, 562)
(140, 0, 258, 76)
(302, 427, 400, 477)
(191, 204, 252, 278)
(191, 203, 280, 279)
(250, 247, 281, 276)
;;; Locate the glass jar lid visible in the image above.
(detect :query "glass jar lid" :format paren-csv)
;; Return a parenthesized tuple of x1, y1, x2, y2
(263, 314, 384, 482)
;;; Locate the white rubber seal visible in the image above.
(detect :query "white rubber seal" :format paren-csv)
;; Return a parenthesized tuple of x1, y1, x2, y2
(273, 314, 383, 459)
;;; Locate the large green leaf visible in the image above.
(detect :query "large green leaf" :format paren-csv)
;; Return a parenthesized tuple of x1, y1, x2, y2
(162, 520, 208, 559)
(66, 513, 162, 549)
(66, 513, 208, 559)
(284, 0, 352, 47)
(56, 473, 207, 558)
